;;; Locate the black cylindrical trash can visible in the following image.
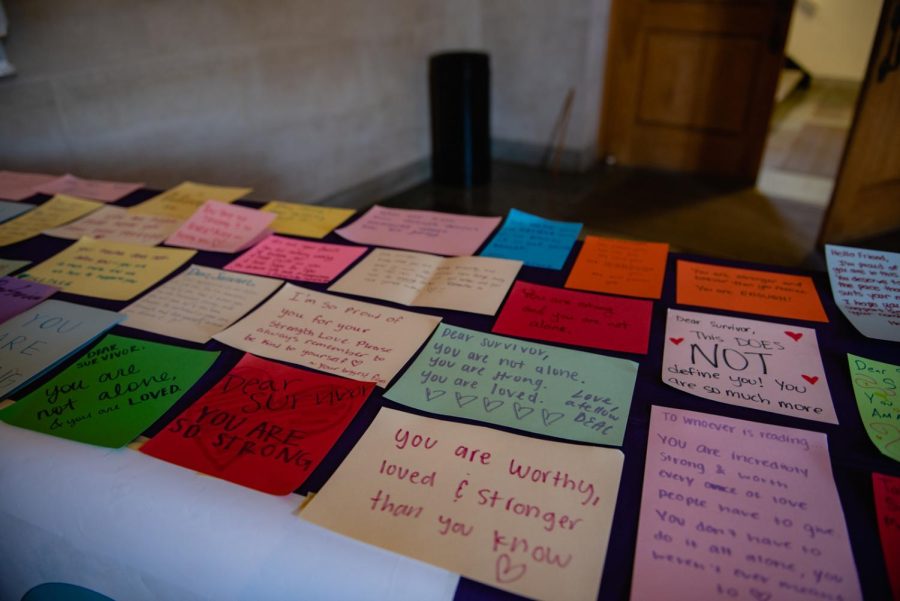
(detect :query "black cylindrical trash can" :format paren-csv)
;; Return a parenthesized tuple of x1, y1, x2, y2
(429, 52, 490, 187)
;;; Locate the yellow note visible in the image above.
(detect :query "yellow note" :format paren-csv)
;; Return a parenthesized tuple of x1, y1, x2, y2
(19, 237, 195, 300)
(130, 181, 251, 220)
(0, 194, 101, 247)
(302, 408, 624, 601)
(262, 201, 355, 239)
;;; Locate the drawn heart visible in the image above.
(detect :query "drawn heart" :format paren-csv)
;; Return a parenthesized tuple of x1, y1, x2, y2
(801, 375, 819, 385)
(425, 388, 446, 402)
(749, 588, 772, 601)
(784, 331, 803, 342)
(669, 337, 684, 345)
(541, 409, 564, 427)
(455, 392, 477, 408)
(513, 402, 535, 420)
(495, 554, 527, 584)
(351, 359, 363, 367)
(483, 398, 504, 413)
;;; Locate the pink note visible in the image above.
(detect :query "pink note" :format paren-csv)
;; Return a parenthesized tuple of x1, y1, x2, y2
(35, 174, 144, 203)
(873, 472, 900, 601)
(0, 170, 58, 201)
(631, 406, 862, 601)
(0, 277, 57, 323)
(335, 205, 501, 256)
(225, 235, 367, 283)
(492, 280, 652, 354)
(166, 200, 275, 253)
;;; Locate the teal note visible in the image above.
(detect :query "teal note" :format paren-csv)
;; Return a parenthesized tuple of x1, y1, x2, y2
(480, 208, 582, 269)
(385, 323, 637, 445)
(1, 334, 219, 448)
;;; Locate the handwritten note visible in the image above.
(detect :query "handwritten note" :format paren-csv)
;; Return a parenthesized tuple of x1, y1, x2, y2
(141, 354, 375, 494)
(826, 245, 900, 341)
(663, 309, 836, 423)
(19, 237, 195, 301)
(0, 201, 34, 223)
(0, 258, 29, 276)
(0, 277, 57, 324)
(165, 200, 274, 253)
(328, 248, 522, 315)
(873, 472, 900, 601)
(262, 200, 355, 239)
(302, 408, 623, 601)
(385, 324, 637, 445)
(335, 205, 501, 256)
(213, 284, 441, 387)
(129, 181, 251, 220)
(120, 265, 282, 343)
(43, 205, 183, 246)
(0, 334, 218, 448)
(0, 170, 57, 201)
(566, 235, 669, 299)
(225, 235, 366, 284)
(848, 353, 900, 462)
(630, 405, 862, 601)
(493, 281, 653, 354)
(35, 174, 144, 203)
(0, 194, 101, 247)
(0, 300, 122, 398)
(677, 260, 828, 322)
(480, 209, 582, 269)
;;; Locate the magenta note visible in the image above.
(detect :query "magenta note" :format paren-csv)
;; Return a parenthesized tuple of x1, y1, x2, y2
(224, 235, 367, 283)
(335, 205, 501, 256)
(35, 174, 144, 203)
(166, 200, 275, 253)
(0, 277, 57, 323)
(630, 406, 862, 601)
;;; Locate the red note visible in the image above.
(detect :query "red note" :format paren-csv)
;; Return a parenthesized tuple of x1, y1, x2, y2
(492, 280, 652, 354)
(141, 354, 376, 495)
(873, 472, 900, 601)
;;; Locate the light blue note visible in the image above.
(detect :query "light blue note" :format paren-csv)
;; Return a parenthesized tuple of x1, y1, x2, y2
(480, 208, 582, 269)
(0, 201, 35, 224)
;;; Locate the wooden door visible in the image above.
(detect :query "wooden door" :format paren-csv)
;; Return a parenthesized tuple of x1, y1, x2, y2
(818, 0, 900, 244)
(600, 0, 794, 181)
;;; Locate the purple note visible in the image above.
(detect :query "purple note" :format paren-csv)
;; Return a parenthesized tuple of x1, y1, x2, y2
(0, 277, 57, 324)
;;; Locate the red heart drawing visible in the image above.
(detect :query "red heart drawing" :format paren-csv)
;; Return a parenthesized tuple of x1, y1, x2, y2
(495, 554, 527, 584)
(670, 337, 684, 345)
(802, 375, 819, 385)
(785, 331, 803, 342)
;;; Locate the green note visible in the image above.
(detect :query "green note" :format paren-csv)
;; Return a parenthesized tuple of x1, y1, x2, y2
(848, 353, 900, 462)
(1, 334, 219, 447)
(384, 323, 638, 445)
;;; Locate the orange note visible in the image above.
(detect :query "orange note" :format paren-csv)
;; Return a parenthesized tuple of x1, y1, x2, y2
(565, 236, 669, 299)
(676, 260, 828, 322)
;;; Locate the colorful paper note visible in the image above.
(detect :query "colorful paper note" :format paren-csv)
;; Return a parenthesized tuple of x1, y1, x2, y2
(328, 248, 522, 316)
(385, 323, 638, 445)
(225, 235, 367, 284)
(0, 258, 29, 276)
(0, 300, 122, 398)
(0, 201, 34, 223)
(35, 174, 144, 203)
(826, 245, 900, 341)
(0, 277, 57, 324)
(0, 334, 218, 448)
(662, 309, 836, 423)
(677, 260, 828, 322)
(43, 205, 183, 246)
(213, 284, 441, 387)
(335, 205, 501, 256)
(19, 237, 195, 301)
(492, 281, 653, 354)
(165, 200, 274, 253)
(630, 405, 862, 601)
(479, 209, 582, 269)
(0, 194, 102, 247)
(302, 408, 623, 601)
(120, 265, 282, 343)
(141, 354, 375, 494)
(565, 235, 669, 299)
(262, 200, 356, 239)
(129, 181, 251, 220)
(873, 472, 900, 601)
(0, 170, 57, 201)
(848, 353, 900, 462)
